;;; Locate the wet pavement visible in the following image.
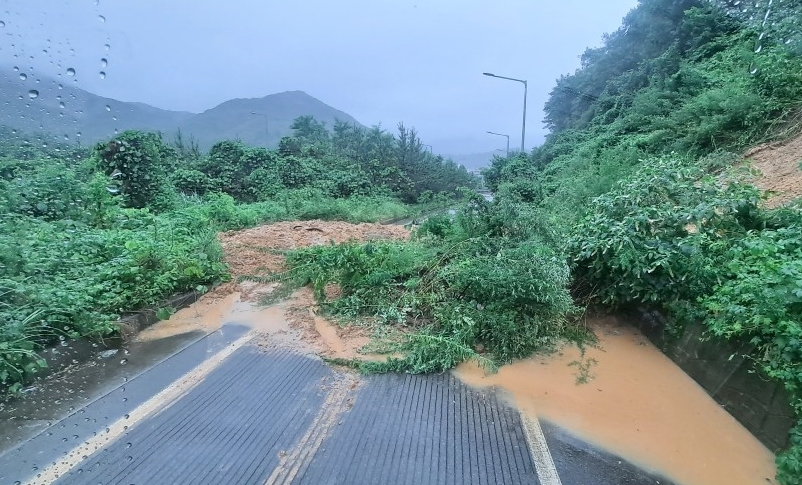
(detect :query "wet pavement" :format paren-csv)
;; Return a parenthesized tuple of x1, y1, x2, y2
(0, 323, 675, 485)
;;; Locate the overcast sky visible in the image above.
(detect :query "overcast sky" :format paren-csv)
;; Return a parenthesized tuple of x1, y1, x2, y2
(1, 0, 638, 154)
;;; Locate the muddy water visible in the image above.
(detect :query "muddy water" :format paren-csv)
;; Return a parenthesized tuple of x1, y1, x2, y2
(137, 287, 375, 361)
(136, 292, 295, 346)
(454, 316, 777, 485)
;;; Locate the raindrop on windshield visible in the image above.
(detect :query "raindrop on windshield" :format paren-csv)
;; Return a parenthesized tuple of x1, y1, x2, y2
(66, 67, 75, 76)
(0, 21, 5, 28)
(98, 15, 105, 23)
(28, 90, 39, 99)
(101, 58, 108, 68)
(105, 105, 111, 111)
(19, 73, 27, 81)
(99, 71, 106, 79)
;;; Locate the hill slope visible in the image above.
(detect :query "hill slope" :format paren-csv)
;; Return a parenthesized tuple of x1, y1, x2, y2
(0, 71, 361, 149)
(178, 91, 362, 150)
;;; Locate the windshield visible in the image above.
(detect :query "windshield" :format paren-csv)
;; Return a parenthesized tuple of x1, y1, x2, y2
(1, 2, 801, 485)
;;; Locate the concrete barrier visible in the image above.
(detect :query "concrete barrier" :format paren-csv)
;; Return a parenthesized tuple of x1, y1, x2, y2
(633, 308, 795, 452)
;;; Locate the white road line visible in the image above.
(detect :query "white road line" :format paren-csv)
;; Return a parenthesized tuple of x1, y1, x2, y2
(520, 411, 563, 485)
(264, 373, 358, 485)
(24, 332, 255, 485)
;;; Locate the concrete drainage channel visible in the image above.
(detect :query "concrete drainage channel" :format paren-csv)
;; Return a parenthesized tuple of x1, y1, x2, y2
(1, 321, 672, 485)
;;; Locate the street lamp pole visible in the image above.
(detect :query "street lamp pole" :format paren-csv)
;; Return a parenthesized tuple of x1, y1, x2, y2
(250, 111, 269, 145)
(483, 72, 527, 153)
(486, 131, 510, 157)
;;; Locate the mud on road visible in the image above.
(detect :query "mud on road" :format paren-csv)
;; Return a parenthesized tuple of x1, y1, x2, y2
(137, 219, 410, 359)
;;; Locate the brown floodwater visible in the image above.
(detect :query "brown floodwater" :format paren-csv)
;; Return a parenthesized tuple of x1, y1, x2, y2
(453, 316, 778, 485)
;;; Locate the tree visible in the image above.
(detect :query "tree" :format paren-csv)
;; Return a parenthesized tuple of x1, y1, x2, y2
(92, 130, 174, 209)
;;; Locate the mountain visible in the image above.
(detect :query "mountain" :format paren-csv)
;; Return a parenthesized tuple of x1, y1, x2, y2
(0, 71, 361, 149)
(0, 71, 194, 144)
(179, 91, 362, 149)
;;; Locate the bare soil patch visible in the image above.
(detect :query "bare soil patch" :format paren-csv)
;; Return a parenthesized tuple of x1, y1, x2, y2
(745, 131, 802, 207)
(138, 220, 409, 360)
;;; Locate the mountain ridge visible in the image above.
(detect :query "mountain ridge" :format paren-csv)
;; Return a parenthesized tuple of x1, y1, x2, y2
(0, 71, 362, 149)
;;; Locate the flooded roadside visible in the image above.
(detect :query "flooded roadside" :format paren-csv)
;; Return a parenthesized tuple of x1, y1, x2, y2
(453, 315, 777, 485)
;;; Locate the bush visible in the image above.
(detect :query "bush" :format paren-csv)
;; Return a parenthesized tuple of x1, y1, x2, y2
(285, 200, 579, 371)
(568, 156, 762, 306)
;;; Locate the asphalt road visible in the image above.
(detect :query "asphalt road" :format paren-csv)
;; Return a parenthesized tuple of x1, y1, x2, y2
(0, 325, 674, 485)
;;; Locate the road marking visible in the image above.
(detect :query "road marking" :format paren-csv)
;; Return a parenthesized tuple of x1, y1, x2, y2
(264, 372, 358, 485)
(520, 411, 563, 485)
(24, 332, 255, 485)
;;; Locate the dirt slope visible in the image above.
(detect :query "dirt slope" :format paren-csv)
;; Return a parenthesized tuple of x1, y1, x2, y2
(745, 131, 802, 207)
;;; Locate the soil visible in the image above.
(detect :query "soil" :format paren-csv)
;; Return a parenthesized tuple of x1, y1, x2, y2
(745, 130, 802, 207)
(137, 220, 409, 361)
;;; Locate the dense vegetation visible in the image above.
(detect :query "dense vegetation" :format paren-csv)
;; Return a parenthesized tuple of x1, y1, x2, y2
(284, 195, 579, 373)
(0, 121, 477, 394)
(482, 1, 802, 482)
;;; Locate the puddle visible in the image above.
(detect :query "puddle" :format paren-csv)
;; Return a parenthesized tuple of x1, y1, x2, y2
(453, 316, 777, 485)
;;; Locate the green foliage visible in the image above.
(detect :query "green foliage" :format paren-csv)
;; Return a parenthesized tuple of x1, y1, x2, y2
(567, 155, 802, 483)
(284, 200, 579, 371)
(92, 131, 176, 210)
(0, 128, 419, 394)
(568, 156, 762, 305)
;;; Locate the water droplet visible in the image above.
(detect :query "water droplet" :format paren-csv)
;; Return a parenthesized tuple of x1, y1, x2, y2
(124, 414, 130, 419)
(59, 101, 65, 108)
(0, 21, 5, 28)
(28, 90, 39, 99)
(755, 44, 763, 53)
(19, 73, 27, 81)
(100, 58, 108, 68)
(126, 442, 132, 448)
(66, 67, 75, 76)
(120, 358, 128, 365)
(99, 71, 106, 79)
(104, 43, 111, 51)
(98, 15, 105, 22)
(105, 105, 111, 111)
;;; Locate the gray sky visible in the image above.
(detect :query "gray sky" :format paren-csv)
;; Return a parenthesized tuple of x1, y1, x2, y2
(1, 0, 638, 154)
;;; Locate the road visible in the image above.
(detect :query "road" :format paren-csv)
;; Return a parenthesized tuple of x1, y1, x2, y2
(0, 323, 673, 485)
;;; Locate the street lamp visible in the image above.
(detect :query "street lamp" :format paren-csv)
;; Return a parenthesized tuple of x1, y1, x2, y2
(250, 111, 269, 145)
(486, 131, 510, 157)
(483, 72, 527, 153)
